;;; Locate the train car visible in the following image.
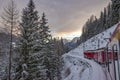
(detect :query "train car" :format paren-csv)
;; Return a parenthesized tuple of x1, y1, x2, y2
(84, 48, 118, 64)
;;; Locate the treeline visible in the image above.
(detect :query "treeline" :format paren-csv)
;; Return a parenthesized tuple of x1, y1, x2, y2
(77, 0, 120, 44)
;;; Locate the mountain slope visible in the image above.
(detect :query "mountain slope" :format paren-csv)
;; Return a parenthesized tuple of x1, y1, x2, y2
(62, 23, 118, 80)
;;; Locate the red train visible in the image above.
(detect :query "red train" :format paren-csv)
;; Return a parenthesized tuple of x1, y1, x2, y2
(84, 48, 118, 64)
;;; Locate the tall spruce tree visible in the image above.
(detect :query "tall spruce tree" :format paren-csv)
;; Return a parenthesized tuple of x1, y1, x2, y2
(40, 13, 52, 80)
(40, 13, 51, 43)
(103, 8, 107, 30)
(46, 39, 60, 80)
(99, 11, 104, 32)
(40, 13, 61, 80)
(106, 3, 112, 28)
(14, 0, 46, 80)
(53, 38, 64, 80)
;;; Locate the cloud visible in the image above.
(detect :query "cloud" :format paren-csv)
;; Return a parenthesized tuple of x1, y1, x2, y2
(0, 0, 111, 39)
(34, 0, 110, 36)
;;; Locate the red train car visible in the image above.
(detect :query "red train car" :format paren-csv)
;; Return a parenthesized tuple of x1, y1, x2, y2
(84, 48, 118, 64)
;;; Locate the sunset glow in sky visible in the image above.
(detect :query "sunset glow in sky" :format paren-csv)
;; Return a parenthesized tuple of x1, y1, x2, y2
(0, 0, 110, 40)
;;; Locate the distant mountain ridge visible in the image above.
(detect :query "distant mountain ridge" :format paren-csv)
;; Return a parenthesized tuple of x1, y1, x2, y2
(64, 37, 79, 51)
(71, 37, 80, 43)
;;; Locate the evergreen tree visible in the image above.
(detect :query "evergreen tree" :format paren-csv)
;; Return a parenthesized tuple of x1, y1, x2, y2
(39, 13, 53, 80)
(100, 11, 104, 32)
(103, 8, 107, 30)
(40, 13, 51, 43)
(106, 3, 112, 28)
(39, 13, 62, 80)
(14, 0, 46, 79)
(111, 0, 120, 25)
(45, 39, 60, 80)
(53, 39, 62, 80)
(60, 38, 66, 54)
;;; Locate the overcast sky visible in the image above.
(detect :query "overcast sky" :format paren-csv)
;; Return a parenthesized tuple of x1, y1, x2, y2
(0, 0, 111, 39)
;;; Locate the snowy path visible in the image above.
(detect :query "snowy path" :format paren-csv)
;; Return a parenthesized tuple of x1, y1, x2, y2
(62, 54, 111, 80)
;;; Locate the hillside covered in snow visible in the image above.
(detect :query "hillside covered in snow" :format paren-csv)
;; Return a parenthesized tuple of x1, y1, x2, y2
(62, 23, 119, 80)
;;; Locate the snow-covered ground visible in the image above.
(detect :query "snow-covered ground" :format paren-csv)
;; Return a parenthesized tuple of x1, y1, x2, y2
(62, 23, 120, 80)
(62, 54, 111, 80)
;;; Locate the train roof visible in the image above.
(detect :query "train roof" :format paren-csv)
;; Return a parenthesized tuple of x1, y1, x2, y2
(85, 48, 105, 52)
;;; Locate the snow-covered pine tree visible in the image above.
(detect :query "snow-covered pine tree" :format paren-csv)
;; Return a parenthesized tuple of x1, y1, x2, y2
(53, 38, 65, 80)
(28, 13, 48, 80)
(99, 11, 104, 32)
(40, 13, 51, 44)
(39, 13, 51, 80)
(39, 13, 61, 80)
(106, 3, 112, 28)
(14, 0, 46, 80)
(111, 0, 120, 25)
(45, 39, 60, 80)
(103, 8, 107, 30)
